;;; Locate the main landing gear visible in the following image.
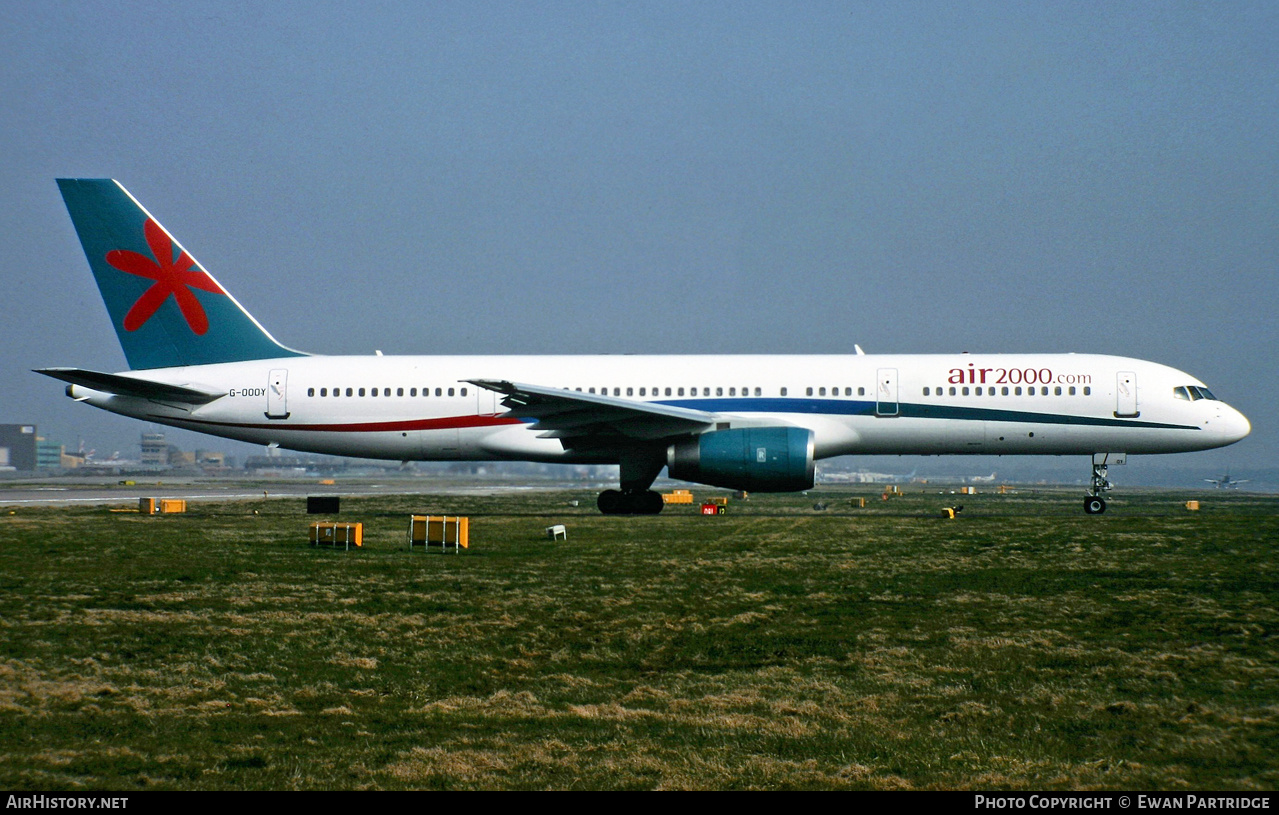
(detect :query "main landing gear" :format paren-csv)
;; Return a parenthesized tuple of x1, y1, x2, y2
(598, 489, 665, 515)
(597, 448, 667, 515)
(1084, 454, 1119, 515)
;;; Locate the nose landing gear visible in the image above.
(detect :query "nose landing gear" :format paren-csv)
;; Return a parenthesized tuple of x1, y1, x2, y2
(1084, 453, 1124, 514)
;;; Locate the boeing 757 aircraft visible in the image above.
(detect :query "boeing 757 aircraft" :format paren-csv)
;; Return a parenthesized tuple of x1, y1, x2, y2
(40, 179, 1251, 515)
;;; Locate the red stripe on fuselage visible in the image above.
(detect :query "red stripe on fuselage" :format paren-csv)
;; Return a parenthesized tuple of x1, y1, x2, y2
(163, 415, 526, 433)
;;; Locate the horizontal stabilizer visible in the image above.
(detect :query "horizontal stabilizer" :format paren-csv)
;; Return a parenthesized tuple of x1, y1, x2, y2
(34, 368, 225, 404)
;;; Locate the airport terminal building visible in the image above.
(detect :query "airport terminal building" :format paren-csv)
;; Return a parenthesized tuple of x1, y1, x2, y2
(0, 425, 38, 471)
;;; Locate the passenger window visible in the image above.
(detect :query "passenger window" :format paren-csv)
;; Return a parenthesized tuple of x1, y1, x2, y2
(818, 387, 826, 396)
(923, 387, 930, 396)
(448, 387, 455, 397)
(859, 387, 866, 396)
(807, 387, 814, 396)
(963, 387, 970, 396)
(948, 387, 956, 396)
(627, 387, 634, 396)
(461, 388, 467, 397)
(371, 388, 378, 397)
(1084, 387, 1091, 396)
(780, 387, 788, 396)
(666, 388, 673, 396)
(639, 387, 646, 396)
(1055, 386, 1062, 396)
(755, 387, 762, 396)
(1001, 387, 1008, 396)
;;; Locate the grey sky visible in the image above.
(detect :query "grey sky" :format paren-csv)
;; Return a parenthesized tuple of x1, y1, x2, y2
(2, 2, 1275, 475)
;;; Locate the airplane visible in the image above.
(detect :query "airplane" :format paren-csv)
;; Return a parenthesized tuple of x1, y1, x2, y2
(1205, 472, 1249, 489)
(821, 467, 918, 484)
(39, 179, 1252, 516)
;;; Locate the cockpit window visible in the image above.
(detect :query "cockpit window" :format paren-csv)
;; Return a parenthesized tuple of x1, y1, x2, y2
(1176, 385, 1218, 402)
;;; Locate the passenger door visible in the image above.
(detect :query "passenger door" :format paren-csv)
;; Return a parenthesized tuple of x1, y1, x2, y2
(266, 369, 290, 419)
(1115, 371, 1139, 418)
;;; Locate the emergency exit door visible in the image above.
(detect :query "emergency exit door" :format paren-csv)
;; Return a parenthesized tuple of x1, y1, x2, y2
(876, 368, 899, 417)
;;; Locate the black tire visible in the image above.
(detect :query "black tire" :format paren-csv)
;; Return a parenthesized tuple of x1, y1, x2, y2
(640, 490, 665, 515)
(1083, 496, 1107, 515)
(598, 490, 624, 515)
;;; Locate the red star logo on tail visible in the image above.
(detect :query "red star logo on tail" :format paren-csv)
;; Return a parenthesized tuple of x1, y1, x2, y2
(106, 219, 224, 335)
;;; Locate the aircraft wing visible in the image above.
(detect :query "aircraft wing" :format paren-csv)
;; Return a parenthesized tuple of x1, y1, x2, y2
(34, 368, 225, 405)
(466, 379, 719, 442)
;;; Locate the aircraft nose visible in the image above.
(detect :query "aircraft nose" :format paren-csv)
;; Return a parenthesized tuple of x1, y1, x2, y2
(1219, 405, 1251, 445)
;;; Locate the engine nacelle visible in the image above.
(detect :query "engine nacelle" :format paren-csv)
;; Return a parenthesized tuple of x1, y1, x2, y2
(666, 427, 815, 492)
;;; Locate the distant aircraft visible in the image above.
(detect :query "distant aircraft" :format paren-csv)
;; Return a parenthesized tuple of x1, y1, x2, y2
(969, 472, 997, 483)
(39, 179, 1251, 515)
(821, 468, 917, 484)
(1205, 472, 1249, 489)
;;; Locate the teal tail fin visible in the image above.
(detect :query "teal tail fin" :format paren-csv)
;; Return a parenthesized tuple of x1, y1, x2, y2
(57, 179, 305, 370)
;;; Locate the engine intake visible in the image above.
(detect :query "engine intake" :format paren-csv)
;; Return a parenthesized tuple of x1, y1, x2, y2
(667, 427, 815, 492)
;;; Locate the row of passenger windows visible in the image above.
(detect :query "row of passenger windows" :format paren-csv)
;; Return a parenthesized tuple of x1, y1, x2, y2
(307, 387, 468, 398)
(807, 387, 866, 397)
(924, 385, 1092, 397)
(575, 386, 861, 397)
(305, 383, 1107, 400)
(575, 386, 765, 397)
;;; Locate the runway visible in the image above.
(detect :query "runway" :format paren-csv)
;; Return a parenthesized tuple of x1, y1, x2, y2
(0, 478, 573, 507)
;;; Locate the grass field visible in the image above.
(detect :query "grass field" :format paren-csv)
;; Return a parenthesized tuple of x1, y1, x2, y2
(0, 484, 1276, 790)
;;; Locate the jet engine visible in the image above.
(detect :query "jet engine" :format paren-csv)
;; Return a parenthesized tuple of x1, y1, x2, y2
(666, 427, 815, 492)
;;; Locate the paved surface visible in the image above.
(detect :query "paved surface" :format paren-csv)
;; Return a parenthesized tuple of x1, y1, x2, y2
(0, 479, 582, 506)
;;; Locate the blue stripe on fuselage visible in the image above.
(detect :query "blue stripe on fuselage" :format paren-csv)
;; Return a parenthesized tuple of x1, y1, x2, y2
(656, 398, 1197, 431)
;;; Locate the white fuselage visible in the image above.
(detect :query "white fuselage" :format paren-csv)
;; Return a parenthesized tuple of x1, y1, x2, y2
(66, 352, 1251, 466)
